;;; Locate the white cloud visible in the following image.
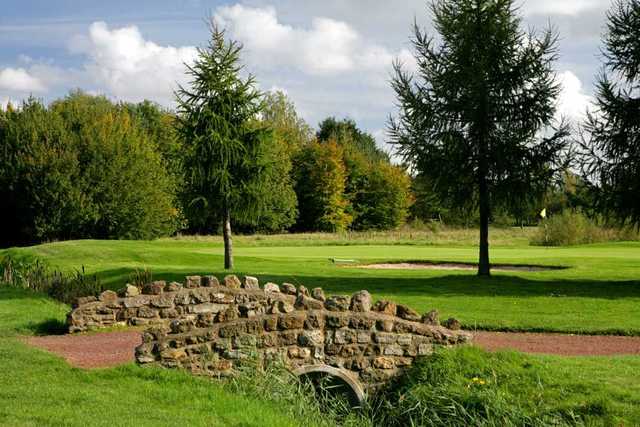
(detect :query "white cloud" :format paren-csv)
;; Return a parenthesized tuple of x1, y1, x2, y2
(214, 5, 407, 76)
(524, 0, 605, 16)
(0, 67, 46, 92)
(556, 70, 593, 122)
(71, 21, 197, 104)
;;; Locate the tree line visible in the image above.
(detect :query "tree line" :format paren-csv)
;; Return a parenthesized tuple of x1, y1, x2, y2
(1, 0, 639, 276)
(0, 90, 411, 249)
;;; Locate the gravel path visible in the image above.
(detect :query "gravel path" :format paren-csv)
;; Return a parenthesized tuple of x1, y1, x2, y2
(24, 330, 640, 369)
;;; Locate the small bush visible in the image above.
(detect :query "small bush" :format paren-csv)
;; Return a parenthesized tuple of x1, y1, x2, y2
(1, 254, 102, 304)
(530, 210, 640, 246)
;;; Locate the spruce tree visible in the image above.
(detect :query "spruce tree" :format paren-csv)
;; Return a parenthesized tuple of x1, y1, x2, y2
(581, 0, 640, 226)
(177, 22, 268, 269)
(389, 0, 569, 275)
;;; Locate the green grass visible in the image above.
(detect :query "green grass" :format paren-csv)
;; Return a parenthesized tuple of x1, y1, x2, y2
(375, 346, 640, 426)
(5, 228, 640, 335)
(0, 288, 325, 427)
(2, 229, 640, 425)
(1, 287, 640, 426)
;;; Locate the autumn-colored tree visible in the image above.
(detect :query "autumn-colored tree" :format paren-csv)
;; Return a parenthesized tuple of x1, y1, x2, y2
(293, 140, 352, 232)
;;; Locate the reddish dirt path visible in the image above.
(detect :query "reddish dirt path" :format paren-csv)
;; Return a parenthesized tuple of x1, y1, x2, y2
(473, 331, 640, 356)
(24, 330, 640, 369)
(25, 330, 141, 369)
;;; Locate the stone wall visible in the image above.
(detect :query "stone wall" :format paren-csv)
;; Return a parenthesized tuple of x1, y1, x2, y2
(76, 275, 474, 394)
(68, 275, 279, 333)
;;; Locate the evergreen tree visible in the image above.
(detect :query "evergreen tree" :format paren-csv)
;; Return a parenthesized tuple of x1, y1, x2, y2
(581, 0, 640, 226)
(176, 22, 269, 269)
(389, 0, 569, 275)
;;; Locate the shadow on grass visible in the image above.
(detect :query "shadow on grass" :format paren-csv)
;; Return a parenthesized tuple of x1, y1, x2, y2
(90, 267, 640, 300)
(28, 318, 68, 335)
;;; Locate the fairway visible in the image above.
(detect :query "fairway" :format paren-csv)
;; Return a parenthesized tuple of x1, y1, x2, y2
(7, 231, 640, 335)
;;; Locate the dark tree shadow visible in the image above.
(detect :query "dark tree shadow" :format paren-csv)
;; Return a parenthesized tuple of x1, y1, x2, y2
(28, 318, 67, 335)
(91, 267, 640, 300)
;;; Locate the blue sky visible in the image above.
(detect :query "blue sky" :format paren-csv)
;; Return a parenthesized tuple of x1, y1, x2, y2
(0, 0, 611, 149)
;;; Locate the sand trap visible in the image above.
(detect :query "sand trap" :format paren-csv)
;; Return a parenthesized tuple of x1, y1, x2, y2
(354, 262, 565, 272)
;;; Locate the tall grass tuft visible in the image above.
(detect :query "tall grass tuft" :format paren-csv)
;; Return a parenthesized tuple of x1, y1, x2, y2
(225, 360, 373, 427)
(0, 254, 103, 304)
(128, 267, 153, 287)
(369, 346, 618, 426)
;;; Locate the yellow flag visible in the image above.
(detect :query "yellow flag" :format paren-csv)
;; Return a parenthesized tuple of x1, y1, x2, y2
(540, 208, 547, 219)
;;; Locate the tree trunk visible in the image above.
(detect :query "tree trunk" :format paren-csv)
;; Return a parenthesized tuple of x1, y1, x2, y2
(478, 175, 491, 277)
(223, 204, 233, 270)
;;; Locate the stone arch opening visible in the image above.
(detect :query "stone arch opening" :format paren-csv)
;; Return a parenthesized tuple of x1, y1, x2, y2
(293, 365, 366, 406)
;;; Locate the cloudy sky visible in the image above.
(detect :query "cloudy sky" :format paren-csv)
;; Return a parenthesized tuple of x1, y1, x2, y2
(0, 0, 611, 149)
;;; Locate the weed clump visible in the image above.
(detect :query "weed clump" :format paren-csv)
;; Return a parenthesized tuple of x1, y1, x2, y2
(369, 346, 620, 426)
(1, 253, 103, 304)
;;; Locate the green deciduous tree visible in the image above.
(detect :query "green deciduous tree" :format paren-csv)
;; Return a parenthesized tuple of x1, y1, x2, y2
(352, 161, 413, 230)
(232, 91, 312, 233)
(580, 0, 640, 227)
(318, 117, 389, 163)
(293, 140, 352, 232)
(0, 92, 181, 246)
(176, 23, 269, 269)
(316, 117, 412, 230)
(389, 0, 569, 275)
(262, 91, 314, 152)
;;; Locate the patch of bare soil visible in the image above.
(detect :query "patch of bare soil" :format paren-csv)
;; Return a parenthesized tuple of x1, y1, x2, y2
(25, 330, 141, 369)
(473, 331, 640, 356)
(356, 262, 564, 272)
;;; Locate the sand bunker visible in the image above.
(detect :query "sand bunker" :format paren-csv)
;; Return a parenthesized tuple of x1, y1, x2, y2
(354, 262, 565, 272)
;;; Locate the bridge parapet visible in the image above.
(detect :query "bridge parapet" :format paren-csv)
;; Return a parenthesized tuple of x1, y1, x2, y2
(101, 275, 473, 395)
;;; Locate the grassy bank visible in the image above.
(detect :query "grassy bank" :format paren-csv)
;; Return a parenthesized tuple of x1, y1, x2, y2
(4, 231, 640, 335)
(1, 286, 640, 426)
(0, 288, 330, 427)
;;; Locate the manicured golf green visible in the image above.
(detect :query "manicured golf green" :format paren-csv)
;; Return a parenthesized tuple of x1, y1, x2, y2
(6, 230, 640, 335)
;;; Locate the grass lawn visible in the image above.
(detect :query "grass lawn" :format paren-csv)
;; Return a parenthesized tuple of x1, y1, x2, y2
(2, 229, 640, 425)
(0, 288, 318, 427)
(1, 287, 640, 425)
(5, 228, 640, 335)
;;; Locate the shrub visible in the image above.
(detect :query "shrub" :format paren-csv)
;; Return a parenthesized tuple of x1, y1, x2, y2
(530, 210, 640, 246)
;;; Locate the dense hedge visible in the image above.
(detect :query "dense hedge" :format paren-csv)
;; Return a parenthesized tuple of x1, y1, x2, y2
(0, 93, 181, 245)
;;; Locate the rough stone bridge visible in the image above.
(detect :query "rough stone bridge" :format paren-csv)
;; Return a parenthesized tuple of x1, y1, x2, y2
(68, 275, 471, 401)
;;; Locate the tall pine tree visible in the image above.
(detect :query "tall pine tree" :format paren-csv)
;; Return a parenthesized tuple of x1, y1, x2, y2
(581, 0, 640, 226)
(389, 0, 569, 275)
(177, 22, 268, 269)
